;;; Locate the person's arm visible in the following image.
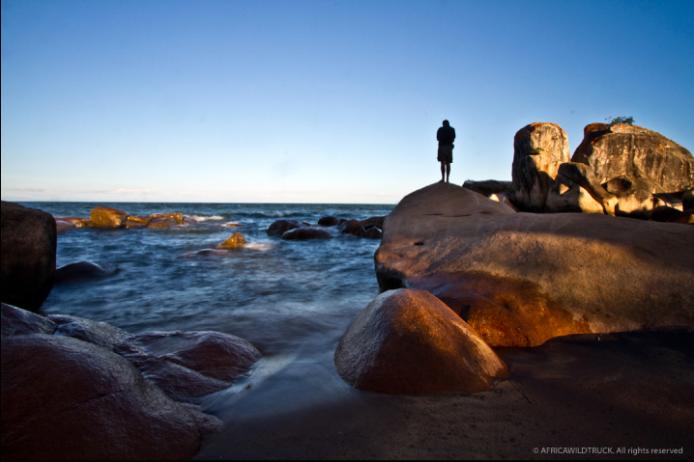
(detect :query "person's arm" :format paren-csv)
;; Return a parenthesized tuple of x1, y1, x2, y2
(451, 128, 456, 142)
(437, 128, 442, 142)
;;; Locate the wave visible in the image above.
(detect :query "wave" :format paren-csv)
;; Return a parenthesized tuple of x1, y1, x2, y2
(187, 214, 225, 222)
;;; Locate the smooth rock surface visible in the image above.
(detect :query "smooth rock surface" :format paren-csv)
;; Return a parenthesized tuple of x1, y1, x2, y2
(55, 261, 115, 284)
(1, 201, 57, 311)
(375, 183, 694, 347)
(335, 289, 508, 395)
(267, 219, 301, 236)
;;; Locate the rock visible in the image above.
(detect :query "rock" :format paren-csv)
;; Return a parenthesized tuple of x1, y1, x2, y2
(55, 261, 115, 284)
(339, 217, 384, 238)
(267, 219, 300, 236)
(88, 207, 127, 229)
(335, 289, 508, 395)
(147, 216, 179, 229)
(683, 189, 694, 211)
(1, 303, 56, 336)
(360, 227, 383, 239)
(125, 215, 151, 229)
(545, 162, 616, 214)
(511, 122, 570, 211)
(150, 212, 185, 225)
(318, 216, 339, 226)
(360, 216, 385, 229)
(55, 219, 75, 234)
(463, 179, 514, 198)
(1, 202, 57, 312)
(1, 333, 214, 460)
(281, 227, 332, 240)
(129, 330, 261, 383)
(339, 219, 363, 235)
(572, 123, 694, 194)
(375, 183, 694, 347)
(56, 216, 89, 228)
(50, 313, 130, 350)
(217, 232, 246, 249)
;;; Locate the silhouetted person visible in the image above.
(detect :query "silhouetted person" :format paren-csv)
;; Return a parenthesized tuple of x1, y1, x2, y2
(436, 119, 456, 183)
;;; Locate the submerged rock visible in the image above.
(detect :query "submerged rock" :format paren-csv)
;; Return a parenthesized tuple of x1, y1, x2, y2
(55, 261, 115, 284)
(88, 207, 127, 229)
(375, 183, 694, 347)
(217, 232, 246, 249)
(318, 216, 340, 226)
(0, 201, 56, 312)
(335, 289, 508, 395)
(281, 227, 331, 240)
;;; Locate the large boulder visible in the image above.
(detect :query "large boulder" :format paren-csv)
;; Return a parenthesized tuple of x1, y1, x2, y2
(375, 183, 694, 347)
(334, 289, 507, 395)
(511, 123, 570, 211)
(0, 202, 57, 311)
(89, 207, 127, 229)
(55, 261, 115, 284)
(1, 303, 261, 459)
(572, 123, 694, 194)
(1, 333, 213, 460)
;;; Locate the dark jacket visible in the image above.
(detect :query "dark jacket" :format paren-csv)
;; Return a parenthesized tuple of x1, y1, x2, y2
(437, 125, 456, 147)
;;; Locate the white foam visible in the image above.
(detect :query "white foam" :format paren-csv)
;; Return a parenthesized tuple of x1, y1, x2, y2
(188, 214, 225, 222)
(244, 242, 274, 252)
(222, 221, 241, 228)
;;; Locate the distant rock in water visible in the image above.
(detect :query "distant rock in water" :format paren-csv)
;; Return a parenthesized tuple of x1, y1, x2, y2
(281, 227, 332, 240)
(1, 303, 261, 459)
(267, 219, 301, 236)
(55, 261, 116, 284)
(375, 183, 694, 347)
(217, 232, 246, 249)
(339, 216, 385, 239)
(335, 289, 508, 395)
(1, 201, 56, 312)
(89, 206, 128, 229)
(317, 216, 340, 226)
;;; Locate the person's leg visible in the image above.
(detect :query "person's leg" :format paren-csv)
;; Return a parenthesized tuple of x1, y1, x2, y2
(445, 163, 451, 183)
(440, 162, 445, 182)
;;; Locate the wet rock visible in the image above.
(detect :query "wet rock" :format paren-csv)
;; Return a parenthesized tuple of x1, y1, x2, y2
(55, 220, 76, 233)
(511, 122, 570, 211)
(267, 219, 300, 236)
(281, 227, 332, 240)
(217, 232, 246, 249)
(318, 216, 339, 226)
(56, 216, 89, 228)
(55, 261, 115, 284)
(572, 123, 694, 194)
(125, 215, 151, 229)
(50, 314, 129, 351)
(375, 182, 694, 347)
(1, 201, 57, 312)
(88, 207, 127, 229)
(1, 303, 56, 336)
(335, 289, 508, 395)
(339, 217, 384, 238)
(147, 216, 179, 229)
(360, 216, 385, 229)
(150, 212, 186, 225)
(1, 333, 215, 460)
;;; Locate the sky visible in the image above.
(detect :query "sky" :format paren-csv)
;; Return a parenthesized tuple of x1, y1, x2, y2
(2, 0, 693, 203)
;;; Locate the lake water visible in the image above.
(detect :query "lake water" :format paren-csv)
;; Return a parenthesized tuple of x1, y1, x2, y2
(29, 202, 394, 455)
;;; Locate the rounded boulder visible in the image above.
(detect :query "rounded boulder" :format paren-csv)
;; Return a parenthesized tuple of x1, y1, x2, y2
(334, 289, 508, 395)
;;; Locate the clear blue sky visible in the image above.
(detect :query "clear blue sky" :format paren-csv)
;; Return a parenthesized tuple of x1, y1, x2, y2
(2, 0, 693, 203)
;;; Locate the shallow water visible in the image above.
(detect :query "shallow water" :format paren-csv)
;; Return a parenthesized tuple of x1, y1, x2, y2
(31, 202, 392, 453)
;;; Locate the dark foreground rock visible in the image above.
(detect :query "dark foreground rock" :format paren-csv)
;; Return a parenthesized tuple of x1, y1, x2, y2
(1, 201, 57, 312)
(1, 303, 260, 459)
(375, 183, 694, 347)
(335, 289, 508, 395)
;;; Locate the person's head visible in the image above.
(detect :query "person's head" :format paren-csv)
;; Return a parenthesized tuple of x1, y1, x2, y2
(442, 119, 450, 127)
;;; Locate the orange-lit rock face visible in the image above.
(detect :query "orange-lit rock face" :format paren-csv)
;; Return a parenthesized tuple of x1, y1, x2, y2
(335, 289, 508, 395)
(217, 232, 246, 249)
(88, 207, 127, 229)
(409, 272, 589, 347)
(375, 183, 694, 347)
(150, 212, 185, 225)
(572, 123, 694, 194)
(146, 216, 178, 229)
(125, 215, 151, 229)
